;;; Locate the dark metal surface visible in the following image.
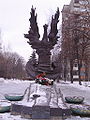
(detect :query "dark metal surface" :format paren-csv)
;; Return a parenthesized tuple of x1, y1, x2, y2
(24, 7, 60, 79)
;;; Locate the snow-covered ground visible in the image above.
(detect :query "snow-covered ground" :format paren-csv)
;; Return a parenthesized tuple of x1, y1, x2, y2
(58, 81, 90, 105)
(0, 78, 90, 120)
(0, 78, 32, 120)
(58, 81, 90, 120)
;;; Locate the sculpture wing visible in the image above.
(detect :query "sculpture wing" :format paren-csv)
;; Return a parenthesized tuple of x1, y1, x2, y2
(24, 6, 40, 44)
(48, 8, 60, 46)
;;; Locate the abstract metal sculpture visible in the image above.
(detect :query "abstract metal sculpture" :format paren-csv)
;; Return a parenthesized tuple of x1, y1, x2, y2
(24, 6, 60, 79)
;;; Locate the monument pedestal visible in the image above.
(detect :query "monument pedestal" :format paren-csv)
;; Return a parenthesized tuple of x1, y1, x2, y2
(11, 83, 71, 119)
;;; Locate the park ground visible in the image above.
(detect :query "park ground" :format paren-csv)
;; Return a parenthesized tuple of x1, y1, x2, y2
(0, 78, 90, 120)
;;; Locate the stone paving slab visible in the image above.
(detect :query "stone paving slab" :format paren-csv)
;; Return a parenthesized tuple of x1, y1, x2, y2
(11, 104, 71, 118)
(21, 106, 32, 119)
(32, 117, 63, 120)
(32, 105, 50, 119)
(11, 104, 23, 115)
(62, 108, 71, 117)
(50, 108, 62, 116)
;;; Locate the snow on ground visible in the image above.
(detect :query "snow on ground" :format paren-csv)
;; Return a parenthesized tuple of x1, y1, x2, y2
(0, 79, 31, 100)
(0, 78, 33, 120)
(0, 78, 90, 119)
(58, 81, 90, 105)
(58, 81, 90, 120)
(65, 81, 90, 91)
(0, 113, 28, 120)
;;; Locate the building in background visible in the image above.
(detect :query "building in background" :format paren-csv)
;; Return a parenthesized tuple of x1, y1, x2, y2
(61, 0, 90, 82)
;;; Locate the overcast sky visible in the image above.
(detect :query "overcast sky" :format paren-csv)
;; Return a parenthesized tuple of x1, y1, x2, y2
(0, 0, 71, 62)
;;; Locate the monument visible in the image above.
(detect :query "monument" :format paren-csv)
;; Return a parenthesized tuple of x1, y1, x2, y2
(24, 6, 60, 79)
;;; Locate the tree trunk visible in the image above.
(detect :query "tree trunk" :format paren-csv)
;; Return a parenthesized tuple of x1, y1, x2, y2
(70, 60, 73, 83)
(78, 63, 82, 85)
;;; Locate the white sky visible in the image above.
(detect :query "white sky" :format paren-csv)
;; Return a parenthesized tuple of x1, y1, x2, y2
(0, 0, 71, 62)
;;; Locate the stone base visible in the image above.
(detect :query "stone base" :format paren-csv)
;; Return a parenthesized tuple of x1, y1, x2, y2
(21, 106, 32, 119)
(32, 106, 50, 119)
(62, 108, 71, 117)
(11, 104, 23, 115)
(50, 108, 62, 116)
(11, 104, 71, 119)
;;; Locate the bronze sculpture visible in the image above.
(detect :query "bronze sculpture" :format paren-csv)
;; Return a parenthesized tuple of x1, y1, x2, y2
(24, 6, 60, 79)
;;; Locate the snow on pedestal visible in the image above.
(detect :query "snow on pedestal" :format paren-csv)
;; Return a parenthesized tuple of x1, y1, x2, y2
(11, 82, 71, 119)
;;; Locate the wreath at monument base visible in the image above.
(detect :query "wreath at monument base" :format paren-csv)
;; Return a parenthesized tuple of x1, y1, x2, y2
(65, 96, 84, 104)
(4, 93, 24, 101)
(70, 104, 90, 117)
(0, 101, 11, 113)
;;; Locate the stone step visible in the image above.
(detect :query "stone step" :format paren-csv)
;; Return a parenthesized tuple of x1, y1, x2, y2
(32, 117, 63, 120)
(11, 104, 71, 119)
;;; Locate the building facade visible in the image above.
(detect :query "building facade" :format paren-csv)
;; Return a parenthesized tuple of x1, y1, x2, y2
(61, 0, 90, 81)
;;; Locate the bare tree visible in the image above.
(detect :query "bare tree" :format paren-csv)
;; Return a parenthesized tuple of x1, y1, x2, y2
(61, 0, 90, 84)
(0, 51, 26, 79)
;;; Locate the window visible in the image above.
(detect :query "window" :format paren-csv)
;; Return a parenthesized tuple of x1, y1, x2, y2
(74, 0, 79, 3)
